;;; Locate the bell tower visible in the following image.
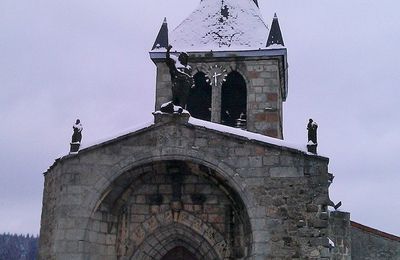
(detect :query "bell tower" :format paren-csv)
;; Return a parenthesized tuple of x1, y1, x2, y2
(150, 0, 288, 139)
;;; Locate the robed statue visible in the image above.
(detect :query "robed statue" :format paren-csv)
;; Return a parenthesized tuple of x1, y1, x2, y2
(70, 119, 83, 153)
(161, 45, 194, 113)
(307, 119, 318, 144)
(307, 118, 318, 153)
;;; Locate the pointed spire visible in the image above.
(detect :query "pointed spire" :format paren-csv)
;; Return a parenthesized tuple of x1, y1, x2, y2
(266, 13, 285, 47)
(151, 18, 169, 50)
(253, 0, 259, 8)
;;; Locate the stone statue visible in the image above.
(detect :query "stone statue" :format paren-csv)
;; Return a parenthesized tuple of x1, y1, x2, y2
(163, 44, 194, 111)
(307, 119, 318, 154)
(307, 119, 318, 144)
(72, 119, 83, 143)
(70, 119, 83, 153)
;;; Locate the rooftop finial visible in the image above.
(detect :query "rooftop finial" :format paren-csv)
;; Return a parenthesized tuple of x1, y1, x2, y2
(266, 13, 285, 47)
(151, 18, 169, 50)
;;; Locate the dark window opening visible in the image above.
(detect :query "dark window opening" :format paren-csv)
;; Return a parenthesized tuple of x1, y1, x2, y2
(161, 246, 198, 260)
(221, 71, 247, 127)
(187, 72, 212, 121)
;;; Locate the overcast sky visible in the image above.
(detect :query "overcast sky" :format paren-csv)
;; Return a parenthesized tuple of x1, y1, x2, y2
(0, 0, 399, 236)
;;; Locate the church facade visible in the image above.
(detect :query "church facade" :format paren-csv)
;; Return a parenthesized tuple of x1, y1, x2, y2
(38, 1, 399, 259)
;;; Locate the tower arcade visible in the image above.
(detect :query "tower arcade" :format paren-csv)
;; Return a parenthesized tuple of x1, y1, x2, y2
(150, 0, 287, 138)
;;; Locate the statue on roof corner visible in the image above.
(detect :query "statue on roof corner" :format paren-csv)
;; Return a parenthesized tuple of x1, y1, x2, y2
(160, 45, 194, 114)
(70, 119, 83, 154)
(307, 118, 318, 154)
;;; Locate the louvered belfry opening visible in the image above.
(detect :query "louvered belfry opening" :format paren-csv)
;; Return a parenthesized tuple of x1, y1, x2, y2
(221, 71, 247, 127)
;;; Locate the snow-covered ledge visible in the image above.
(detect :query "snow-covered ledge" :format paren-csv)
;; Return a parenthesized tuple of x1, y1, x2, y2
(149, 48, 287, 60)
(153, 110, 190, 124)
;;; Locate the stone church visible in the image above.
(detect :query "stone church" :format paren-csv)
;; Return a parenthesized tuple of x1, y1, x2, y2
(38, 0, 399, 259)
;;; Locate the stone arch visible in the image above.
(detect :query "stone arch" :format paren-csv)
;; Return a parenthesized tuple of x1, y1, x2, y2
(127, 211, 228, 260)
(221, 71, 247, 127)
(190, 63, 250, 124)
(87, 152, 254, 213)
(192, 63, 248, 85)
(86, 158, 254, 259)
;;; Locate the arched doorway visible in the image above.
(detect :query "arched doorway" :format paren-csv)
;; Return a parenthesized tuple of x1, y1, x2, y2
(187, 72, 212, 121)
(221, 71, 247, 127)
(161, 246, 198, 260)
(88, 160, 252, 259)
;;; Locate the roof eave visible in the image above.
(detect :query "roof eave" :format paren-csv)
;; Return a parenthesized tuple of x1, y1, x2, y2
(150, 48, 287, 61)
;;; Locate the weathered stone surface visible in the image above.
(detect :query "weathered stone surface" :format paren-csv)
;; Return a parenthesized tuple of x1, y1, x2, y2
(38, 114, 331, 259)
(350, 222, 400, 260)
(153, 56, 285, 138)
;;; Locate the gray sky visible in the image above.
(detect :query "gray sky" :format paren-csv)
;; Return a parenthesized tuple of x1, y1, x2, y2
(0, 0, 399, 236)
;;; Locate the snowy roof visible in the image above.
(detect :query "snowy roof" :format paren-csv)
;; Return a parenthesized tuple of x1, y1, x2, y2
(45, 114, 325, 175)
(70, 115, 319, 159)
(169, 0, 269, 51)
(188, 117, 307, 152)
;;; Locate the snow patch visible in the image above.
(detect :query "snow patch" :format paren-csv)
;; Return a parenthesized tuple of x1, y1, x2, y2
(170, 0, 269, 51)
(79, 121, 154, 151)
(73, 123, 83, 131)
(266, 43, 285, 49)
(328, 237, 335, 248)
(188, 117, 307, 152)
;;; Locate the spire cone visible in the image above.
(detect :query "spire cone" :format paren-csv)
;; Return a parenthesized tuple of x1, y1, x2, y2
(152, 17, 169, 50)
(266, 13, 285, 47)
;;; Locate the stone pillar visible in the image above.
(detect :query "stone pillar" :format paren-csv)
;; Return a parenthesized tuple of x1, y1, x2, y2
(211, 82, 221, 123)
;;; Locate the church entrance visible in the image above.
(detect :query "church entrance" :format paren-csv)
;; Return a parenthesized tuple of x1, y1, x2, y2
(161, 246, 198, 260)
(90, 160, 252, 259)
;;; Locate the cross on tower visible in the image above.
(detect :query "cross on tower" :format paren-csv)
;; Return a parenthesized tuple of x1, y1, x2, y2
(209, 65, 227, 87)
(212, 71, 223, 86)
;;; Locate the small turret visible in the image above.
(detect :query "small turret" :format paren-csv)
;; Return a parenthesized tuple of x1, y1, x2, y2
(266, 13, 285, 47)
(253, 0, 259, 7)
(152, 18, 169, 50)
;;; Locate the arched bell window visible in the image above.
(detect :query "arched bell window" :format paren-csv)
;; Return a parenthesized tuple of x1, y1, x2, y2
(221, 71, 247, 127)
(187, 72, 212, 121)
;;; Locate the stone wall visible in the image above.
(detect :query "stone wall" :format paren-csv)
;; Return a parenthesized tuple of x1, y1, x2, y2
(152, 52, 285, 138)
(329, 211, 351, 260)
(351, 222, 400, 260)
(38, 114, 331, 260)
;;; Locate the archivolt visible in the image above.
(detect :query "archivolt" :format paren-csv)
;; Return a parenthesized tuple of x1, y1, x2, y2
(126, 210, 228, 260)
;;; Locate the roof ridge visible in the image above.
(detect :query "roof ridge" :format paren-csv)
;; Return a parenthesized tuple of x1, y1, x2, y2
(351, 221, 400, 242)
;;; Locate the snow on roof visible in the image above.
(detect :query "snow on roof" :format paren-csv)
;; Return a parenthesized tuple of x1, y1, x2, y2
(79, 120, 154, 151)
(67, 116, 315, 158)
(170, 0, 269, 51)
(266, 43, 285, 50)
(188, 117, 308, 153)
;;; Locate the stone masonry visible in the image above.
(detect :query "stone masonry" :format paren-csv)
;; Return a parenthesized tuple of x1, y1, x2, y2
(151, 51, 287, 139)
(39, 113, 332, 259)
